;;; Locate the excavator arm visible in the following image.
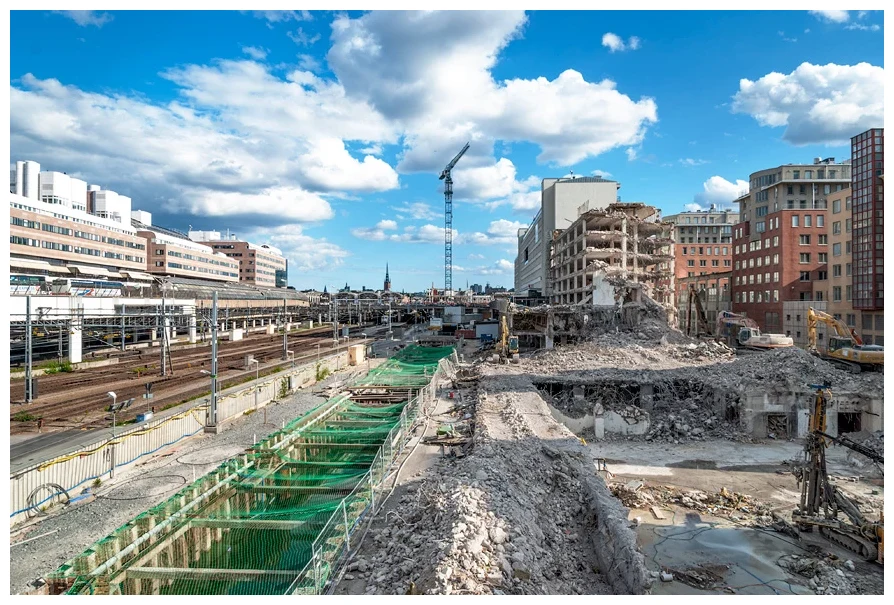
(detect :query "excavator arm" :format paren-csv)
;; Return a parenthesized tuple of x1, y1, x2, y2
(809, 307, 861, 344)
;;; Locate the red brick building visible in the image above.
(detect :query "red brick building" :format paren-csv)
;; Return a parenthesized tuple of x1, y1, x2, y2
(731, 159, 851, 332)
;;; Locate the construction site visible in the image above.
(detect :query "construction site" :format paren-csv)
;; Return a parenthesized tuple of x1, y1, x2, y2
(9, 273, 885, 596)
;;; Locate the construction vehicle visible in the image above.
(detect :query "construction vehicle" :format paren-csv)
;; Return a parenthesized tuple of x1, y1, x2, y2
(686, 285, 712, 337)
(715, 311, 793, 351)
(807, 307, 883, 373)
(499, 314, 518, 361)
(792, 383, 884, 563)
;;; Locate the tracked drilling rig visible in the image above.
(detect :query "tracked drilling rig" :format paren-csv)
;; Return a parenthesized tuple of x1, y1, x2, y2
(792, 382, 884, 563)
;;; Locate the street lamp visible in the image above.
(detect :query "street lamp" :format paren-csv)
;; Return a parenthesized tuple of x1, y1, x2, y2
(107, 391, 117, 436)
(249, 358, 259, 411)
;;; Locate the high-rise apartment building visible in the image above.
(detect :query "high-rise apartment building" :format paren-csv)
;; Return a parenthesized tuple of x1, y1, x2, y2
(731, 158, 851, 332)
(850, 128, 883, 313)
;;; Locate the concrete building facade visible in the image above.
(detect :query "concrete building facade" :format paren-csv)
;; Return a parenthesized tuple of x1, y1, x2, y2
(10, 192, 148, 279)
(549, 203, 675, 318)
(664, 208, 737, 333)
(731, 158, 851, 333)
(850, 128, 883, 317)
(515, 176, 620, 298)
(138, 222, 240, 283)
(189, 231, 288, 288)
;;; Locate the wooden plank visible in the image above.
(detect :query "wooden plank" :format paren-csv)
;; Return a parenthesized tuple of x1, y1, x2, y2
(127, 567, 303, 581)
(650, 506, 666, 520)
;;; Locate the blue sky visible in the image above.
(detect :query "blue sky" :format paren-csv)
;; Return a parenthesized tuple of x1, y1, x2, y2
(9, 9, 884, 292)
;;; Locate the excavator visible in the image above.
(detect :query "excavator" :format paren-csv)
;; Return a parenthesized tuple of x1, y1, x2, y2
(715, 311, 793, 351)
(807, 307, 883, 373)
(686, 285, 712, 337)
(499, 314, 518, 362)
(792, 382, 883, 563)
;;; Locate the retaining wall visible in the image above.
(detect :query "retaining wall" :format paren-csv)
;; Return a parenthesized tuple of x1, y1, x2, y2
(9, 351, 348, 526)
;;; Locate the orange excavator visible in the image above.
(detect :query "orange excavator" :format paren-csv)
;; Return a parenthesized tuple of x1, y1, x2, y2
(715, 311, 793, 351)
(807, 307, 883, 373)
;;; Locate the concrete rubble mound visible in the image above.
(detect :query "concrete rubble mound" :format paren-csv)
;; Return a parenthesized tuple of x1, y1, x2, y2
(777, 554, 859, 595)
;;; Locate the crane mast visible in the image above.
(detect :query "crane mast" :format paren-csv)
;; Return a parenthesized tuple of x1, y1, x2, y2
(439, 142, 470, 296)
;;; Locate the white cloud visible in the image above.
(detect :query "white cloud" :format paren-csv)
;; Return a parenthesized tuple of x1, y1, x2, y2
(167, 186, 333, 221)
(252, 10, 313, 24)
(478, 259, 514, 275)
(458, 219, 527, 246)
(693, 176, 749, 208)
(626, 148, 638, 161)
(451, 157, 542, 213)
(391, 201, 439, 220)
(809, 10, 851, 23)
(679, 158, 709, 167)
(359, 143, 383, 156)
(591, 169, 612, 178)
(845, 23, 880, 31)
(245, 224, 349, 273)
(297, 54, 321, 72)
(242, 46, 268, 60)
(329, 12, 657, 168)
(56, 10, 113, 27)
(601, 33, 641, 53)
(352, 222, 454, 243)
(295, 138, 398, 192)
(732, 62, 884, 145)
(778, 31, 798, 42)
(468, 253, 485, 260)
(288, 28, 321, 47)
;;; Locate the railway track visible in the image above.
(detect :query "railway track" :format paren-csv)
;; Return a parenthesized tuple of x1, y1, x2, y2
(10, 325, 381, 434)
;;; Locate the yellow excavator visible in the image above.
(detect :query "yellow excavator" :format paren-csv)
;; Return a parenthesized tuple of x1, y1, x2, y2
(716, 311, 793, 351)
(499, 314, 518, 361)
(807, 307, 883, 373)
(792, 383, 883, 563)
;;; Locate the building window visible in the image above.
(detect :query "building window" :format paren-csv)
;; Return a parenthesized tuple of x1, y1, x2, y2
(799, 253, 811, 263)
(846, 263, 852, 276)
(846, 285, 852, 301)
(833, 221, 841, 235)
(817, 215, 824, 228)
(832, 199, 841, 214)
(757, 273, 762, 284)
(773, 254, 779, 264)
(818, 253, 828, 264)
(832, 243, 841, 256)
(734, 261, 740, 270)
(800, 271, 811, 282)
(833, 264, 842, 277)
(792, 215, 799, 227)
(818, 234, 827, 245)
(724, 259, 731, 267)
(699, 260, 707, 267)
(749, 274, 755, 284)
(846, 241, 851, 254)
(817, 270, 827, 280)
(845, 218, 852, 232)
(773, 272, 779, 282)
(687, 260, 695, 267)
(799, 235, 810, 245)
(804, 215, 812, 227)
(712, 259, 719, 267)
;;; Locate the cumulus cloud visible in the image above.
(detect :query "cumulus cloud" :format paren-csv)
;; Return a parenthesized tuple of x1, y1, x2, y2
(692, 176, 749, 209)
(809, 10, 851, 23)
(732, 62, 884, 145)
(297, 54, 321, 72)
(458, 219, 527, 246)
(244, 224, 349, 273)
(478, 259, 514, 275)
(601, 33, 641, 52)
(55, 10, 113, 27)
(242, 46, 268, 60)
(591, 169, 612, 178)
(329, 11, 657, 168)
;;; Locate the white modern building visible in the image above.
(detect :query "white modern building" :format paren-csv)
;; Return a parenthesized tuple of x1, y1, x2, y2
(515, 175, 621, 298)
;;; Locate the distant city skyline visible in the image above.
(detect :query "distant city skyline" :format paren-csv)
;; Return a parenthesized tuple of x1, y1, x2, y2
(9, 10, 884, 291)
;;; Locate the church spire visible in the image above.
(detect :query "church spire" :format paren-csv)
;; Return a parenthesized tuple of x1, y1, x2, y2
(384, 263, 392, 292)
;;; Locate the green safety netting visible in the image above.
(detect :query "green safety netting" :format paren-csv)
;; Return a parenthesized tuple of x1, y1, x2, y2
(48, 345, 454, 595)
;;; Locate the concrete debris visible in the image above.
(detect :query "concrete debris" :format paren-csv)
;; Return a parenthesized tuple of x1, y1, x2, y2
(609, 483, 774, 525)
(839, 430, 883, 472)
(777, 554, 858, 595)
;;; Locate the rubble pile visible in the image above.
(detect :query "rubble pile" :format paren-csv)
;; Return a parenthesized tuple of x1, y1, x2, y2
(839, 430, 884, 471)
(346, 442, 612, 595)
(609, 484, 774, 525)
(777, 554, 858, 595)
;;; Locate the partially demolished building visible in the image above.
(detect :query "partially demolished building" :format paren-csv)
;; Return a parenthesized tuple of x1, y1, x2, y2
(548, 203, 676, 323)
